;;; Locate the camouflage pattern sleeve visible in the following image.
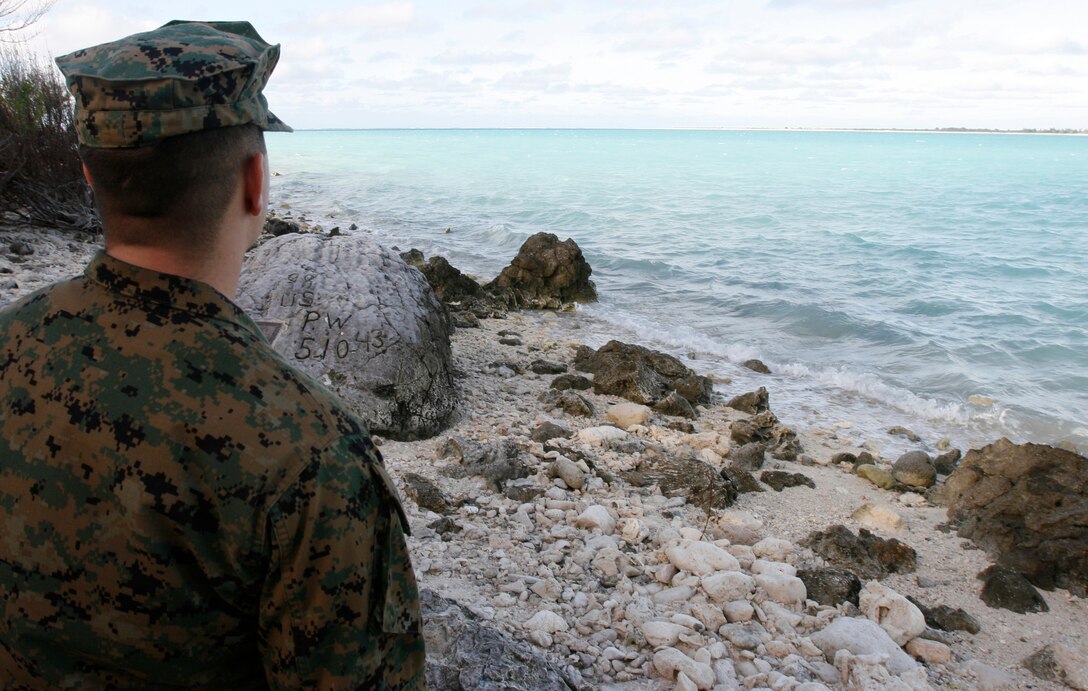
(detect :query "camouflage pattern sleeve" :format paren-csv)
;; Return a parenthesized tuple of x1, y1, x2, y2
(259, 435, 425, 689)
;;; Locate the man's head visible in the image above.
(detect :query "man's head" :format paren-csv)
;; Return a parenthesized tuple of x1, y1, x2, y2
(55, 20, 290, 248)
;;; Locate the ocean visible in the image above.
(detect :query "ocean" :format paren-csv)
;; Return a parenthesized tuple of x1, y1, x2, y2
(265, 129, 1088, 457)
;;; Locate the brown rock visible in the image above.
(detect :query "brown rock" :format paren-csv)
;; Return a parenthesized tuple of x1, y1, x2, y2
(726, 387, 769, 414)
(802, 525, 917, 579)
(627, 448, 738, 511)
(573, 340, 711, 406)
(485, 232, 597, 309)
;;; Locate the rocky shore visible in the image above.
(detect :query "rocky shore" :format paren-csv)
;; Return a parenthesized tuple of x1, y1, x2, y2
(2, 221, 1086, 691)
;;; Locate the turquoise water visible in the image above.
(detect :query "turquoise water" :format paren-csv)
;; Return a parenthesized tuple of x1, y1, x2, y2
(267, 129, 1088, 454)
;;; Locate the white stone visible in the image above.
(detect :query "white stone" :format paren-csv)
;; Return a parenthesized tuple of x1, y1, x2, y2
(553, 456, 585, 490)
(701, 572, 756, 603)
(642, 620, 687, 648)
(608, 402, 653, 429)
(968, 660, 1018, 690)
(750, 559, 797, 577)
(795, 684, 832, 691)
(653, 647, 716, 690)
(723, 600, 755, 623)
(752, 537, 793, 561)
(666, 539, 741, 576)
(718, 511, 763, 531)
(577, 425, 629, 446)
(527, 630, 553, 648)
(834, 650, 930, 691)
(905, 638, 951, 665)
(755, 572, 807, 606)
(899, 492, 926, 507)
(690, 602, 728, 631)
(858, 581, 926, 646)
(524, 610, 569, 634)
(675, 670, 698, 691)
(697, 447, 722, 468)
(1045, 643, 1088, 690)
(670, 613, 704, 631)
(851, 503, 904, 532)
(618, 517, 647, 543)
(653, 585, 696, 605)
(810, 617, 918, 675)
(713, 658, 739, 687)
(574, 505, 616, 534)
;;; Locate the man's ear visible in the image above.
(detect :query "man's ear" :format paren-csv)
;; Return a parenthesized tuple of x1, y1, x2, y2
(242, 152, 266, 217)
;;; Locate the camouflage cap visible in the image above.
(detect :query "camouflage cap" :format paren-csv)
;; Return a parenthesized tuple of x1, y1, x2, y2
(55, 20, 292, 148)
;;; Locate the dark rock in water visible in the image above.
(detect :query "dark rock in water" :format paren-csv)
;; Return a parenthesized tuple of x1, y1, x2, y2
(531, 421, 571, 443)
(402, 250, 426, 268)
(727, 387, 769, 414)
(653, 390, 697, 419)
(722, 466, 764, 494)
(979, 566, 1049, 613)
(484, 232, 597, 310)
(442, 437, 531, 489)
(539, 389, 595, 418)
(627, 448, 738, 511)
(888, 426, 921, 442)
(730, 442, 766, 471)
(550, 374, 593, 391)
(504, 484, 545, 503)
(802, 525, 917, 579)
(942, 438, 1088, 596)
(892, 450, 936, 488)
(403, 472, 451, 514)
(264, 217, 300, 236)
(933, 448, 962, 475)
(796, 565, 861, 606)
(422, 590, 583, 691)
(573, 340, 712, 406)
(743, 359, 771, 374)
(420, 255, 484, 304)
(530, 359, 568, 375)
(906, 596, 981, 634)
(760, 470, 815, 492)
(728, 410, 802, 461)
(236, 234, 454, 441)
(667, 420, 696, 433)
(856, 451, 877, 466)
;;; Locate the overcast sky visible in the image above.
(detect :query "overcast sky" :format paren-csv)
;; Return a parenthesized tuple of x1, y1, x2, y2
(21, 0, 1088, 130)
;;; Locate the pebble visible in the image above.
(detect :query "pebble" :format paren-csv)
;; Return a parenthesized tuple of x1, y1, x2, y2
(553, 456, 586, 490)
(652, 647, 716, 690)
(905, 637, 952, 664)
(577, 425, 629, 446)
(574, 505, 616, 534)
(607, 402, 653, 429)
(754, 572, 807, 606)
(666, 539, 741, 576)
(701, 572, 756, 603)
(752, 537, 793, 562)
(810, 616, 917, 675)
(642, 620, 686, 648)
(723, 600, 756, 623)
(524, 609, 569, 634)
(859, 582, 926, 645)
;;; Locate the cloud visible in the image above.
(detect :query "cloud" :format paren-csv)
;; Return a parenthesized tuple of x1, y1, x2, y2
(767, 0, 907, 8)
(432, 49, 535, 65)
(369, 51, 401, 62)
(302, 2, 436, 37)
(616, 26, 701, 52)
(464, 0, 563, 20)
(493, 64, 573, 92)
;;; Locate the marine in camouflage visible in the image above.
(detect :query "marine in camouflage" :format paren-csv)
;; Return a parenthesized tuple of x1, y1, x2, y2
(0, 252, 425, 688)
(55, 20, 292, 149)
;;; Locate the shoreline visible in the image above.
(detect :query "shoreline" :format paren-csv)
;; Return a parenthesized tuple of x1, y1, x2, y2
(3, 222, 1086, 689)
(292, 127, 1088, 137)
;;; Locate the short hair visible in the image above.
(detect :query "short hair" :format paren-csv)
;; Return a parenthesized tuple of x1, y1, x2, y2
(80, 124, 266, 246)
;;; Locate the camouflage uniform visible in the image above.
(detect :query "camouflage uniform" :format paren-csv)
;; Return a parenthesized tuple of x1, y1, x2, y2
(0, 21, 424, 690)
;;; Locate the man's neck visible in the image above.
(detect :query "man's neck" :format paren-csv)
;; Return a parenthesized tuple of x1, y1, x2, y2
(105, 240, 246, 298)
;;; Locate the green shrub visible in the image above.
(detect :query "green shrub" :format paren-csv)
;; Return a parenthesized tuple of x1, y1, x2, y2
(0, 46, 96, 230)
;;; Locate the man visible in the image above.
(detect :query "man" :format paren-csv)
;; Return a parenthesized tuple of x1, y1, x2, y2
(0, 21, 425, 689)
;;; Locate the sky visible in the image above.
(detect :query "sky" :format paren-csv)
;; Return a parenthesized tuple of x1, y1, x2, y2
(17, 0, 1088, 130)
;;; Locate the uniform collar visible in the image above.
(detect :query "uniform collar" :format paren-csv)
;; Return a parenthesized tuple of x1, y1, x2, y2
(84, 251, 263, 337)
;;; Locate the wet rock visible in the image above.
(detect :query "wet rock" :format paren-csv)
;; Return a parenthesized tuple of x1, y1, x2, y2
(831, 452, 858, 466)
(531, 421, 571, 443)
(892, 450, 936, 489)
(797, 565, 861, 606)
(237, 234, 455, 440)
(573, 340, 711, 406)
(420, 255, 484, 303)
(399, 248, 425, 268)
(888, 426, 921, 442)
(857, 464, 896, 490)
(802, 525, 917, 579)
(627, 448, 738, 511)
(760, 470, 815, 492)
(906, 596, 981, 634)
(653, 390, 697, 419)
(942, 439, 1088, 595)
(729, 442, 766, 471)
(549, 374, 593, 391)
(743, 359, 771, 374)
(403, 472, 451, 514)
(933, 448, 961, 475)
(978, 565, 1049, 613)
(264, 217, 300, 236)
(721, 466, 764, 494)
(1023, 643, 1088, 690)
(485, 232, 597, 309)
(421, 590, 582, 691)
(726, 387, 769, 414)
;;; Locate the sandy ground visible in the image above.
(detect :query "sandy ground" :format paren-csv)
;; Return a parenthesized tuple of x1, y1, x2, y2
(2, 224, 1085, 690)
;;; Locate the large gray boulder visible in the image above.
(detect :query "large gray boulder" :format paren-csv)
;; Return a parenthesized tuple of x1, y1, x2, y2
(941, 438, 1088, 596)
(237, 234, 455, 441)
